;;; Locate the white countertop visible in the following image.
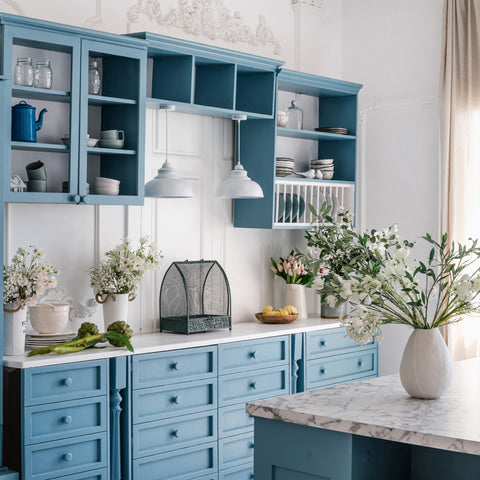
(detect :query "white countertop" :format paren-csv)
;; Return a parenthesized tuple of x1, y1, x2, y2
(247, 358, 480, 455)
(4, 316, 340, 368)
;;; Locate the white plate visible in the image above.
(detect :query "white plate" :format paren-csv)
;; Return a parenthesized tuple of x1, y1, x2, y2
(26, 331, 75, 338)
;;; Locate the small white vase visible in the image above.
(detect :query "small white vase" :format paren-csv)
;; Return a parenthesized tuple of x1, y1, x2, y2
(399, 328, 453, 399)
(98, 293, 134, 329)
(284, 284, 307, 319)
(3, 305, 27, 356)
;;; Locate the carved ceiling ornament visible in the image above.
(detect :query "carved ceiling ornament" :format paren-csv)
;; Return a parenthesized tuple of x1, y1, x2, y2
(290, 0, 323, 7)
(127, 0, 281, 55)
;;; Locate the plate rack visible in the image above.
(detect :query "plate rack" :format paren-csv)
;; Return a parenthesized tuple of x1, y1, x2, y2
(274, 179, 355, 228)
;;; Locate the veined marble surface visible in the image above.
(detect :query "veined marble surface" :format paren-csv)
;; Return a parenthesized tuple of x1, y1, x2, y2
(247, 358, 480, 455)
(4, 316, 340, 368)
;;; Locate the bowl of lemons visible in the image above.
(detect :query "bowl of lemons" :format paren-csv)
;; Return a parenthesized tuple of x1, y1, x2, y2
(255, 305, 298, 324)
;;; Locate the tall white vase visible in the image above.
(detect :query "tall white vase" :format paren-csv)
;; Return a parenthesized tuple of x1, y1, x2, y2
(284, 284, 307, 319)
(399, 328, 453, 399)
(3, 305, 27, 355)
(98, 293, 133, 329)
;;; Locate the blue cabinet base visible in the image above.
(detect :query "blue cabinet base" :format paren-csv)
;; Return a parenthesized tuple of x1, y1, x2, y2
(254, 418, 480, 480)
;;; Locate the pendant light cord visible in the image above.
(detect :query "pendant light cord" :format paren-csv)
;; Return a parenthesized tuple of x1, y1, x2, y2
(236, 118, 240, 166)
(165, 109, 169, 163)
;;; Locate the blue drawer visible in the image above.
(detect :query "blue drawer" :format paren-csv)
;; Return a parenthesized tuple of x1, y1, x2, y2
(133, 378, 217, 424)
(219, 463, 254, 480)
(24, 396, 107, 445)
(23, 360, 107, 406)
(133, 441, 217, 480)
(133, 346, 217, 389)
(218, 404, 254, 438)
(218, 366, 289, 407)
(219, 432, 254, 470)
(218, 336, 289, 374)
(24, 432, 107, 480)
(306, 329, 373, 359)
(133, 410, 217, 458)
(56, 468, 108, 480)
(306, 348, 378, 390)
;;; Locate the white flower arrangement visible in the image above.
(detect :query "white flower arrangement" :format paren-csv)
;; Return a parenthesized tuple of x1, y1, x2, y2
(89, 237, 163, 295)
(305, 203, 480, 345)
(3, 246, 58, 310)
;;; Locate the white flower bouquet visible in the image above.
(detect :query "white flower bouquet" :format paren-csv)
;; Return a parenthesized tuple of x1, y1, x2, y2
(89, 237, 163, 296)
(305, 204, 480, 345)
(3, 246, 58, 311)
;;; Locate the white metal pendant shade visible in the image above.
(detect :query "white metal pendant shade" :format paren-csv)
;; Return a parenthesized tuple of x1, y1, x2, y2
(216, 115, 263, 199)
(145, 105, 193, 198)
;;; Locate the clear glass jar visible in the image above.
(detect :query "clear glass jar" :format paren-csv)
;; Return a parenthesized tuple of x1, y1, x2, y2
(33, 60, 52, 89)
(14, 57, 34, 86)
(287, 100, 303, 130)
(88, 60, 101, 95)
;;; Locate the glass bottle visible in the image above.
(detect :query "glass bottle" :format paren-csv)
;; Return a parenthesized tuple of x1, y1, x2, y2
(14, 57, 34, 86)
(33, 60, 52, 89)
(287, 100, 303, 130)
(88, 60, 101, 95)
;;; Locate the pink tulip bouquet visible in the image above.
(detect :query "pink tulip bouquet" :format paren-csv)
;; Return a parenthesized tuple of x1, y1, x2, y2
(271, 250, 314, 285)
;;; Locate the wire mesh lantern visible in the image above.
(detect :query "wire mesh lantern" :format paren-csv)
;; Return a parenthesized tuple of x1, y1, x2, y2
(159, 260, 232, 334)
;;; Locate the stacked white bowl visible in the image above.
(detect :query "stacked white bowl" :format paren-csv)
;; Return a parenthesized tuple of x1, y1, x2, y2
(276, 157, 295, 177)
(95, 176, 120, 195)
(311, 159, 334, 180)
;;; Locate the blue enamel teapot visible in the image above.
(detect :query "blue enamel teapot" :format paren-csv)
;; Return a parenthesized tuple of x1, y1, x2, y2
(11, 101, 47, 142)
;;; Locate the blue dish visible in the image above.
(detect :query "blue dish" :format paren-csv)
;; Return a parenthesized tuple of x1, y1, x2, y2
(276, 194, 285, 222)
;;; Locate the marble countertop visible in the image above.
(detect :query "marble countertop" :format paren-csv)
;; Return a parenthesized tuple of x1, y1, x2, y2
(4, 316, 340, 368)
(247, 358, 480, 455)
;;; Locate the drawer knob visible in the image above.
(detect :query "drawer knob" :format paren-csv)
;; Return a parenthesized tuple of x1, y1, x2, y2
(249, 351, 256, 359)
(62, 377, 73, 387)
(250, 475, 254, 480)
(249, 381, 257, 390)
(320, 367, 326, 375)
(63, 415, 73, 424)
(319, 339, 326, 347)
(248, 441, 255, 449)
(63, 453, 73, 462)
(171, 395, 181, 404)
(358, 359, 363, 367)
(170, 362, 180, 370)
(170, 429, 180, 438)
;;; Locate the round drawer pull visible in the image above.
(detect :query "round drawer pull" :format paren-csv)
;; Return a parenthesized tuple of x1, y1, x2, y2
(62, 377, 72, 387)
(63, 453, 73, 462)
(170, 429, 180, 438)
(320, 367, 326, 375)
(319, 339, 326, 347)
(250, 474, 254, 480)
(171, 395, 181, 404)
(63, 415, 73, 424)
(357, 359, 363, 367)
(71, 194, 81, 204)
(249, 381, 257, 390)
(249, 351, 256, 359)
(170, 362, 180, 370)
(248, 441, 255, 449)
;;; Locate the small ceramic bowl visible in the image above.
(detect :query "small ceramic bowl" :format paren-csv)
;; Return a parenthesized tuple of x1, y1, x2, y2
(30, 304, 69, 334)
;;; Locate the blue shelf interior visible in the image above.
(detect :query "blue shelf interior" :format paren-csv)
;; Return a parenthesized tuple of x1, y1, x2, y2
(152, 54, 194, 103)
(194, 60, 236, 110)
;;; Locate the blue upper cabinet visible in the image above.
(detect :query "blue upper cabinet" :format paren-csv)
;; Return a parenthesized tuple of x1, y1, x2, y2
(0, 13, 147, 205)
(127, 32, 281, 119)
(234, 69, 362, 229)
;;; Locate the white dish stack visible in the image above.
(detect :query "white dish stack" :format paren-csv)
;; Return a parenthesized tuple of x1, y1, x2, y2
(95, 176, 120, 195)
(276, 157, 295, 177)
(310, 159, 334, 180)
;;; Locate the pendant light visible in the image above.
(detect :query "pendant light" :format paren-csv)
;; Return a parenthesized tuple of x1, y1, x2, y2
(145, 105, 193, 198)
(216, 115, 264, 199)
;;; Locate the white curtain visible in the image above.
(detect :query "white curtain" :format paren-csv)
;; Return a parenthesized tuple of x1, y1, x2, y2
(440, 0, 480, 360)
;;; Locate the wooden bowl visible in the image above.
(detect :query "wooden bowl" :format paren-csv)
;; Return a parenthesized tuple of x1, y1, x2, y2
(255, 312, 298, 324)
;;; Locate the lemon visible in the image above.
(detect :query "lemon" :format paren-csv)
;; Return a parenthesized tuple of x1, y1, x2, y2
(262, 305, 274, 315)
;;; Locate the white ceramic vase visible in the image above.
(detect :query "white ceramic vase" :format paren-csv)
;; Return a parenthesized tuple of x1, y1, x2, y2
(3, 304, 27, 355)
(284, 284, 307, 319)
(98, 293, 134, 329)
(399, 328, 453, 399)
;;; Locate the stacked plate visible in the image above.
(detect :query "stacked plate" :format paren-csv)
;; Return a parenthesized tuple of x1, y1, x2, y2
(311, 159, 334, 180)
(276, 157, 295, 177)
(25, 331, 76, 349)
(95, 177, 120, 195)
(315, 127, 348, 135)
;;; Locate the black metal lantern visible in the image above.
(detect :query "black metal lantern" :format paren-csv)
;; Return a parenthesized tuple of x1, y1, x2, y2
(159, 260, 231, 334)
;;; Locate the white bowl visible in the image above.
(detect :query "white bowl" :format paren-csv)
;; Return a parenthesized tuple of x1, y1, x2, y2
(322, 171, 334, 180)
(99, 139, 124, 149)
(29, 304, 69, 334)
(87, 138, 99, 147)
(96, 176, 120, 186)
(95, 186, 120, 195)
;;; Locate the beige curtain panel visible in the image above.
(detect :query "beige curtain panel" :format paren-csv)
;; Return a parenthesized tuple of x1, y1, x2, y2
(440, 0, 480, 360)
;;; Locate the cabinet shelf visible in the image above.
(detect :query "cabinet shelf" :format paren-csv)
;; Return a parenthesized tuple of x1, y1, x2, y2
(88, 94, 137, 106)
(12, 86, 71, 102)
(274, 177, 355, 186)
(87, 147, 136, 155)
(146, 97, 272, 120)
(11, 141, 69, 152)
(277, 127, 356, 141)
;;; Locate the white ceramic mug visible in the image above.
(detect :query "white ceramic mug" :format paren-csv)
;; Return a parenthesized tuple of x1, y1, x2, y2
(100, 129, 124, 140)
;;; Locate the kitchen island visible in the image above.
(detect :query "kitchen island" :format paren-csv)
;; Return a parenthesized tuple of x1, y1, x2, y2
(247, 358, 480, 480)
